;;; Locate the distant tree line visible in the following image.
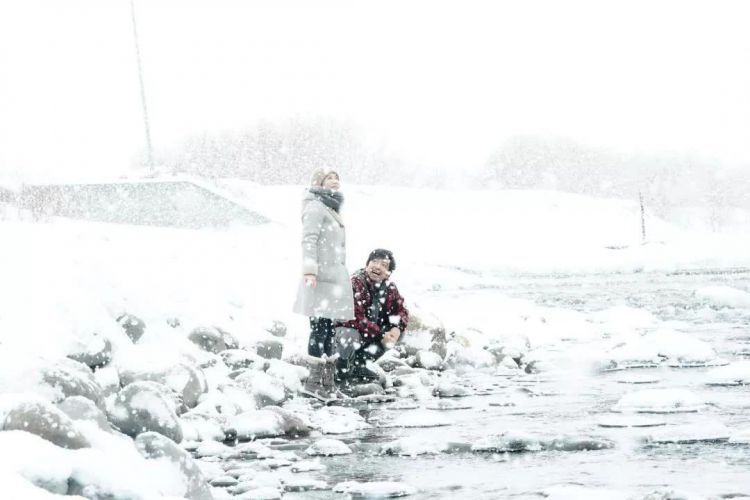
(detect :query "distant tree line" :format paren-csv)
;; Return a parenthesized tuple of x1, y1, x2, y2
(159, 119, 749, 231)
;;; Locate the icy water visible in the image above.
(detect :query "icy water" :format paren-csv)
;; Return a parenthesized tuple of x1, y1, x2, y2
(268, 269, 750, 498)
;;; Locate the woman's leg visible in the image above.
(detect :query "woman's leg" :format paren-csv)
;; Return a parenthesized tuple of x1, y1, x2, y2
(308, 317, 326, 357)
(321, 319, 336, 357)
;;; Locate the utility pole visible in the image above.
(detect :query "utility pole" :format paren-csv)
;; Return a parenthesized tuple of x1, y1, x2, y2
(639, 190, 646, 244)
(129, 0, 154, 171)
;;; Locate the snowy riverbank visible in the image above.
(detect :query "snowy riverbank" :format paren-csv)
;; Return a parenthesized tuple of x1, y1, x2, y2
(1, 184, 750, 499)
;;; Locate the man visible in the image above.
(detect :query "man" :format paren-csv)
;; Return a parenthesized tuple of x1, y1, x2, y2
(335, 248, 409, 383)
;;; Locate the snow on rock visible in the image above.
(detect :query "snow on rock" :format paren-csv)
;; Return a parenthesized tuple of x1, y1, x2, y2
(220, 349, 266, 371)
(333, 481, 416, 498)
(264, 359, 307, 394)
(290, 460, 326, 473)
(310, 406, 371, 434)
(134, 432, 214, 500)
(107, 381, 184, 442)
(380, 436, 450, 456)
(1, 396, 90, 449)
(116, 312, 146, 343)
(282, 476, 327, 492)
(414, 350, 444, 370)
(384, 410, 452, 428)
(729, 427, 750, 443)
(224, 406, 309, 440)
(56, 395, 110, 431)
(305, 438, 352, 456)
(642, 420, 731, 444)
(601, 329, 717, 369)
(432, 381, 470, 398)
(233, 370, 287, 407)
(235, 486, 282, 499)
(188, 326, 234, 354)
(0, 430, 188, 499)
(705, 360, 750, 386)
(472, 431, 614, 452)
(694, 285, 750, 309)
(65, 331, 113, 370)
(613, 388, 705, 413)
(119, 361, 207, 410)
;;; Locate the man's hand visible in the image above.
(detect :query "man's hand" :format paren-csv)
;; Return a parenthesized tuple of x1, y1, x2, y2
(304, 274, 317, 288)
(382, 327, 401, 349)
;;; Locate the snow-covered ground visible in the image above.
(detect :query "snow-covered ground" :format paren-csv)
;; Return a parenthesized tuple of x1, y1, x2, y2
(1, 182, 750, 499)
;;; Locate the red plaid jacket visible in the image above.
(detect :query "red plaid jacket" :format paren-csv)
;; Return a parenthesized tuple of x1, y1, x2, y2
(339, 269, 409, 342)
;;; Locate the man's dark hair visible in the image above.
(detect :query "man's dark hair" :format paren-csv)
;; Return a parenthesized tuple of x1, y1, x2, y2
(367, 248, 396, 271)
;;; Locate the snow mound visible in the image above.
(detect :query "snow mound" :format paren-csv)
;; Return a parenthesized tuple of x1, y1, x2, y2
(304, 438, 352, 456)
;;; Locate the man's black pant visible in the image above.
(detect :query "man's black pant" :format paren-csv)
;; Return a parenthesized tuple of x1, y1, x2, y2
(333, 327, 385, 380)
(308, 317, 335, 357)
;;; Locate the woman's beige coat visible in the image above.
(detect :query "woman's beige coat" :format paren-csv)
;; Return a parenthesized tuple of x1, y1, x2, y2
(292, 191, 355, 320)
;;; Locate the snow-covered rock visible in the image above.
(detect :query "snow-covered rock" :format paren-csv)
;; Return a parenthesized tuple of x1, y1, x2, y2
(119, 362, 207, 410)
(705, 360, 750, 386)
(134, 432, 214, 500)
(116, 313, 146, 343)
(305, 438, 352, 456)
(2, 397, 90, 449)
(224, 406, 309, 440)
(333, 481, 416, 498)
(310, 406, 371, 434)
(65, 331, 113, 370)
(107, 381, 184, 442)
(381, 436, 450, 456)
(57, 395, 110, 431)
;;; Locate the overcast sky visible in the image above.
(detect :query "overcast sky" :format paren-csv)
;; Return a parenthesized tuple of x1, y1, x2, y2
(1, 0, 749, 181)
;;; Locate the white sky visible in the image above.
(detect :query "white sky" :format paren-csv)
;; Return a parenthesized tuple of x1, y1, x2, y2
(1, 0, 750, 181)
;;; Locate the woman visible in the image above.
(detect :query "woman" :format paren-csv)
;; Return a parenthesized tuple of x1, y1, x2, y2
(293, 168, 355, 357)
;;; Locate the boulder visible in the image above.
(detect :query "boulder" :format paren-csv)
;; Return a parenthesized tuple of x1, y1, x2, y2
(221, 349, 266, 371)
(234, 370, 287, 407)
(135, 432, 214, 500)
(117, 313, 146, 343)
(414, 350, 444, 370)
(215, 327, 240, 350)
(265, 320, 287, 338)
(119, 362, 207, 410)
(255, 339, 283, 360)
(57, 395, 110, 431)
(108, 381, 183, 442)
(2, 399, 90, 449)
(224, 406, 309, 441)
(66, 332, 113, 369)
(41, 359, 105, 409)
(188, 326, 227, 354)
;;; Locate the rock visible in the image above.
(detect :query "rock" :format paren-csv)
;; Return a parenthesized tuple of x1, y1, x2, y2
(265, 320, 287, 338)
(108, 381, 183, 442)
(135, 432, 214, 500)
(333, 481, 416, 498)
(120, 362, 207, 410)
(414, 350, 444, 370)
(188, 326, 228, 354)
(117, 313, 146, 343)
(234, 370, 287, 407)
(376, 354, 408, 372)
(305, 438, 352, 456)
(255, 339, 283, 360)
(221, 349, 266, 370)
(498, 355, 520, 370)
(432, 382, 469, 398)
(93, 365, 120, 397)
(57, 395, 110, 431)
(2, 399, 90, 449)
(66, 332, 113, 369)
(216, 327, 240, 350)
(430, 327, 448, 359)
(41, 359, 105, 409)
(344, 383, 384, 397)
(224, 406, 310, 441)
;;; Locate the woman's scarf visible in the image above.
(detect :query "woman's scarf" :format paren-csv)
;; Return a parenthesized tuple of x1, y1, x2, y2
(309, 187, 344, 213)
